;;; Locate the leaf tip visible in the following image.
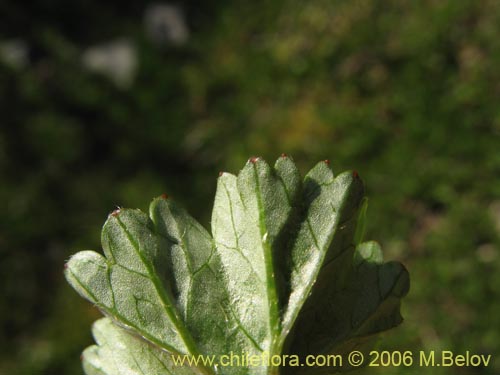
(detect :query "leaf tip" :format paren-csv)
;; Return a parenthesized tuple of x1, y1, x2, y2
(218, 171, 225, 177)
(280, 153, 288, 158)
(353, 170, 359, 178)
(160, 193, 169, 199)
(323, 159, 330, 166)
(109, 208, 121, 217)
(249, 156, 260, 164)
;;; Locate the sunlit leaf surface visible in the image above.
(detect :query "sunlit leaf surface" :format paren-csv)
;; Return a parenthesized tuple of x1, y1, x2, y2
(66, 156, 409, 375)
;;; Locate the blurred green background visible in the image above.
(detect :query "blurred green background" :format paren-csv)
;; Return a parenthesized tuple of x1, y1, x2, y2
(1, 0, 499, 374)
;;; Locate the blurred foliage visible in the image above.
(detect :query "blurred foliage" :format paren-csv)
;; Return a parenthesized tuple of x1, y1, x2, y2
(1, 0, 499, 374)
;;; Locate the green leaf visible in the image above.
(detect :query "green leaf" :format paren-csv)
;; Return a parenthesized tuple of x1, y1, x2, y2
(82, 317, 198, 375)
(65, 156, 409, 375)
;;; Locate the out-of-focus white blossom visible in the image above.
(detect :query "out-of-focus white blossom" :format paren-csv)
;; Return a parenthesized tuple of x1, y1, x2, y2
(82, 39, 137, 88)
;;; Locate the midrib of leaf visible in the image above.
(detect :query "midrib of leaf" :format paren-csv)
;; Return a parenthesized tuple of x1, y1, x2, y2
(67, 267, 179, 355)
(251, 162, 280, 355)
(69, 257, 212, 375)
(114, 216, 213, 375)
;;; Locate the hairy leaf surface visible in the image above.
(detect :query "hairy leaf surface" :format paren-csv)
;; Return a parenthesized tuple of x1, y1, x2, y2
(66, 156, 409, 375)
